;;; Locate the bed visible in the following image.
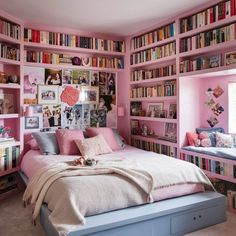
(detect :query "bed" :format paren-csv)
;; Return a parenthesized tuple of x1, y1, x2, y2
(20, 145, 227, 236)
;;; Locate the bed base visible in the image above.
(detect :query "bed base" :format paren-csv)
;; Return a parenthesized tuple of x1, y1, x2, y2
(40, 191, 226, 236)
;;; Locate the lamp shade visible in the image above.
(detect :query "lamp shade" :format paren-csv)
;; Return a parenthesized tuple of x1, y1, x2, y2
(118, 106, 125, 117)
(25, 106, 34, 117)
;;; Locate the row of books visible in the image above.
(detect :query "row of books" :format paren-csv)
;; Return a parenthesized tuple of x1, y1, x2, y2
(227, 190, 236, 210)
(0, 146, 19, 172)
(180, 55, 221, 73)
(0, 18, 20, 40)
(131, 64, 176, 82)
(180, 0, 236, 33)
(131, 23, 175, 50)
(180, 153, 236, 178)
(130, 80, 176, 98)
(24, 29, 125, 53)
(130, 42, 176, 65)
(0, 42, 20, 61)
(131, 138, 177, 158)
(180, 23, 236, 53)
(24, 50, 124, 69)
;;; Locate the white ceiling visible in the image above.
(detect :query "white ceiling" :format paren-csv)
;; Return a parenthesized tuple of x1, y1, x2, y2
(0, 0, 212, 37)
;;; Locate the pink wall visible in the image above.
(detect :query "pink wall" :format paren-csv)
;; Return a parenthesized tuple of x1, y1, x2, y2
(200, 75, 236, 133)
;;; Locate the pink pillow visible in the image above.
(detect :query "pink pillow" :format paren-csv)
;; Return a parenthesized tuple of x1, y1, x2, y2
(26, 137, 40, 150)
(186, 132, 199, 146)
(55, 129, 84, 155)
(86, 127, 121, 151)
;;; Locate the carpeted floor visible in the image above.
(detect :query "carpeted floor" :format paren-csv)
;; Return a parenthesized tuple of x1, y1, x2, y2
(0, 192, 236, 236)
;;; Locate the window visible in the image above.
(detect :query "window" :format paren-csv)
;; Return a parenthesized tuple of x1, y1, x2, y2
(228, 82, 236, 133)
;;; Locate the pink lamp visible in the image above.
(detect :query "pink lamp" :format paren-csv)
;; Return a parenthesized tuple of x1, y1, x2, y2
(118, 106, 125, 117)
(25, 106, 34, 117)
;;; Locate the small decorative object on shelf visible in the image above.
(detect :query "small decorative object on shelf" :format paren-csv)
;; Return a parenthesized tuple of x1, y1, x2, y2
(225, 51, 236, 66)
(8, 74, 19, 84)
(130, 102, 142, 116)
(141, 124, 148, 136)
(0, 125, 12, 139)
(0, 72, 8, 83)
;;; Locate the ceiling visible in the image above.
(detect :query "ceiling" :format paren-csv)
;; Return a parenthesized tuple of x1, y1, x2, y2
(0, 0, 212, 37)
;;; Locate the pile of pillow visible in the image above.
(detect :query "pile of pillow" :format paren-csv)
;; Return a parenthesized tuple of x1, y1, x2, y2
(26, 127, 126, 157)
(186, 127, 236, 148)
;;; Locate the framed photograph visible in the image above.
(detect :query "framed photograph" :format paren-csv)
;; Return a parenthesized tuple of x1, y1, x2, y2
(24, 67, 44, 94)
(72, 70, 90, 85)
(0, 93, 15, 114)
(147, 103, 163, 117)
(225, 51, 236, 66)
(80, 86, 99, 104)
(45, 69, 62, 85)
(168, 104, 177, 119)
(42, 105, 61, 127)
(25, 116, 39, 129)
(164, 123, 177, 140)
(38, 85, 59, 104)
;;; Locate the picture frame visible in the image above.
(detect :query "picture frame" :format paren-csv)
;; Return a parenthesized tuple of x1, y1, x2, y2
(147, 103, 163, 117)
(225, 51, 236, 66)
(0, 93, 15, 114)
(164, 123, 177, 140)
(80, 86, 99, 104)
(38, 85, 59, 104)
(168, 104, 177, 119)
(25, 116, 39, 129)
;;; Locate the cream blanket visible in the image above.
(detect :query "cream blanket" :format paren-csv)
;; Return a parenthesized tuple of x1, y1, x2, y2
(23, 155, 213, 236)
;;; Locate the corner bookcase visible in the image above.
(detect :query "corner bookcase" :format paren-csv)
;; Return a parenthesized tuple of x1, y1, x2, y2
(0, 10, 23, 177)
(128, 0, 236, 184)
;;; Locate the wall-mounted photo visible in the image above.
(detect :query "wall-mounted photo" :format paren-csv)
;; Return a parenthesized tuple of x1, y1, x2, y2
(80, 86, 99, 104)
(62, 69, 73, 84)
(90, 71, 99, 86)
(42, 105, 61, 127)
(99, 72, 107, 95)
(72, 70, 90, 85)
(45, 69, 62, 85)
(90, 108, 106, 127)
(25, 116, 39, 129)
(225, 51, 236, 66)
(107, 73, 116, 95)
(168, 103, 177, 119)
(38, 85, 59, 104)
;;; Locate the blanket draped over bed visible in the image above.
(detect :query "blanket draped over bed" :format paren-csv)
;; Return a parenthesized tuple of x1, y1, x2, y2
(23, 155, 213, 236)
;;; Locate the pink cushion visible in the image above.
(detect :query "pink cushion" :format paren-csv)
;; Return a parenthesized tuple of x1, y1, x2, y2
(55, 129, 84, 155)
(26, 137, 40, 150)
(186, 132, 199, 146)
(86, 127, 121, 151)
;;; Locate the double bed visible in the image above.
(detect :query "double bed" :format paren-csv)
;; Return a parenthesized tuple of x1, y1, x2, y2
(20, 145, 227, 236)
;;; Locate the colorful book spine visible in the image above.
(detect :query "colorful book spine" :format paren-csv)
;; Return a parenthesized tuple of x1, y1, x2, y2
(0, 18, 20, 39)
(0, 146, 19, 172)
(24, 29, 125, 53)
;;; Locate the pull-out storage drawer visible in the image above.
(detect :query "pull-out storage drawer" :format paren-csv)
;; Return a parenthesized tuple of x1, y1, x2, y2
(171, 203, 226, 235)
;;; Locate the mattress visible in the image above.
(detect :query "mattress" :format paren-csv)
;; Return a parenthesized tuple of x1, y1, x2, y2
(21, 145, 204, 202)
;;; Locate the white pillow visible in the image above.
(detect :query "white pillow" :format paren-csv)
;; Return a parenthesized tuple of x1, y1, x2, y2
(75, 134, 112, 158)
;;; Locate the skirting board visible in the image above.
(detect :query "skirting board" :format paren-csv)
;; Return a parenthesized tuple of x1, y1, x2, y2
(40, 191, 226, 236)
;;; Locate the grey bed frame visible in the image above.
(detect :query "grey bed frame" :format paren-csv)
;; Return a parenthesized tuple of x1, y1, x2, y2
(19, 171, 227, 236)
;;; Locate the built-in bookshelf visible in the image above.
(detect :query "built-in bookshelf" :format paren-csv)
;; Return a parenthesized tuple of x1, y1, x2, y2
(24, 49, 124, 70)
(128, 0, 236, 186)
(0, 11, 23, 178)
(24, 28, 125, 53)
(180, 150, 236, 184)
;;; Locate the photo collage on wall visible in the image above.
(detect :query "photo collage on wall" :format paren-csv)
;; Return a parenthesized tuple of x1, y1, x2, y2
(205, 85, 224, 128)
(23, 66, 117, 130)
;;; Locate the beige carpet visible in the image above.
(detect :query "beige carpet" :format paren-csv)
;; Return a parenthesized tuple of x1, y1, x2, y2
(0, 192, 236, 236)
